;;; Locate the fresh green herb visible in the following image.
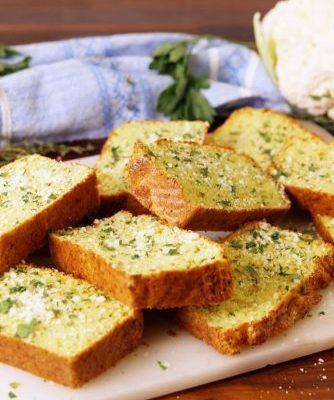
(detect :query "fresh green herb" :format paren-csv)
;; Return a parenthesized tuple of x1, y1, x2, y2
(278, 265, 301, 280)
(0, 141, 95, 167)
(157, 360, 169, 371)
(167, 248, 179, 255)
(199, 166, 209, 177)
(149, 38, 216, 122)
(15, 319, 39, 339)
(0, 45, 31, 77)
(0, 298, 14, 314)
(318, 311, 325, 316)
(9, 383, 20, 390)
(8, 391, 16, 399)
(111, 146, 120, 162)
(271, 231, 280, 242)
(245, 241, 256, 250)
(10, 285, 26, 294)
(230, 239, 243, 249)
(244, 264, 257, 274)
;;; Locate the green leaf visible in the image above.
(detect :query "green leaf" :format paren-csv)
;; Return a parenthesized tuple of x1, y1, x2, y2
(150, 37, 216, 122)
(0, 45, 21, 58)
(169, 43, 187, 63)
(0, 56, 31, 77)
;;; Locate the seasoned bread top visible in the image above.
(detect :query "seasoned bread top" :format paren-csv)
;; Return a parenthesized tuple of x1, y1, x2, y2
(187, 221, 333, 330)
(211, 107, 313, 169)
(271, 136, 334, 193)
(0, 154, 94, 235)
(0, 265, 133, 356)
(96, 120, 207, 197)
(135, 140, 290, 210)
(52, 211, 224, 275)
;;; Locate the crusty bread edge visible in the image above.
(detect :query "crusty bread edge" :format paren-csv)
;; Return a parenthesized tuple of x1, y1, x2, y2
(128, 141, 290, 231)
(49, 213, 233, 309)
(178, 223, 334, 355)
(0, 265, 143, 387)
(313, 214, 334, 244)
(0, 167, 99, 274)
(211, 107, 320, 143)
(269, 136, 334, 217)
(96, 120, 209, 216)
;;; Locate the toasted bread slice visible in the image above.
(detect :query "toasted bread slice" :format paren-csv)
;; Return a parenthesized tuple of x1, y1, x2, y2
(178, 221, 334, 355)
(128, 140, 290, 231)
(313, 214, 334, 244)
(0, 154, 99, 273)
(96, 120, 208, 214)
(270, 136, 334, 216)
(209, 107, 315, 169)
(0, 265, 142, 387)
(49, 211, 232, 309)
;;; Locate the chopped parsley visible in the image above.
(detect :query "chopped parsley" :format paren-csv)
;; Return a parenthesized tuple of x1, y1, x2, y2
(157, 360, 169, 371)
(0, 298, 14, 314)
(15, 319, 39, 339)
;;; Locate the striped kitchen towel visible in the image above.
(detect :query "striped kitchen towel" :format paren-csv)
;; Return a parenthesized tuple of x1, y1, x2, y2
(0, 33, 285, 143)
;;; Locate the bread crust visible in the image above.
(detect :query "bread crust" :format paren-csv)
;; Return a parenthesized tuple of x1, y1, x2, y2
(283, 185, 334, 217)
(212, 107, 319, 141)
(0, 309, 143, 387)
(128, 142, 290, 231)
(97, 119, 208, 217)
(313, 214, 334, 244)
(49, 229, 233, 309)
(178, 228, 334, 355)
(0, 169, 99, 273)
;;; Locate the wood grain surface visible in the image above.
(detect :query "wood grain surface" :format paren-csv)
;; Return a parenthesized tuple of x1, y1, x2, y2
(0, 0, 276, 44)
(1, 1, 334, 399)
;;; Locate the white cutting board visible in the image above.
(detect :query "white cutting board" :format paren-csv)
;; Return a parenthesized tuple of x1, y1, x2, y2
(0, 122, 333, 400)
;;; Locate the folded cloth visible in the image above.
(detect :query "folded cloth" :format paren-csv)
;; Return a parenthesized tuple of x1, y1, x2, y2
(0, 33, 286, 143)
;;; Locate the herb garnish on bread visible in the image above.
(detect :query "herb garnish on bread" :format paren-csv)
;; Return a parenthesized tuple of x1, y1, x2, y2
(210, 107, 314, 169)
(0, 154, 99, 273)
(178, 221, 334, 355)
(0, 265, 142, 387)
(96, 120, 208, 212)
(271, 136, 334, 216)
(128, 140, 290, 230)
(50, 211, 232, 309)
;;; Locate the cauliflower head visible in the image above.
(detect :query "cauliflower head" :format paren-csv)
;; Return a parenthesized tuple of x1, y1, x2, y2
(254, 0, 334, 120)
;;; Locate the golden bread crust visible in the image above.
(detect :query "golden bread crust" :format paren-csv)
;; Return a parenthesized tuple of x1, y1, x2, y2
(49, 230, 233, 309)
(0, 170, 99, 273)
(128, 142, 290, 231)
(178, 225, 334, 355)
(0, 309, 143, 387)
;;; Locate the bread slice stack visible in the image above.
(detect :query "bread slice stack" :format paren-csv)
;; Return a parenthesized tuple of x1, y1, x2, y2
(96, 120, 208, 213)
(0, 265, 142, 387)
(0, 154, 99, 273)
(178, 222, 334, 354)
(50, 211, 232, 309)
(128, 140, 290, 230)
(209, 107, 315, 169)
(0, 110, 333, 388)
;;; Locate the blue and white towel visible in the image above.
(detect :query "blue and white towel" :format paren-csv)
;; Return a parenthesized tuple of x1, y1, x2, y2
(0, 33, 286, 143)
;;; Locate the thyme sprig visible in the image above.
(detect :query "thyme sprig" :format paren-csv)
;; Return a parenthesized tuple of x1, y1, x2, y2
(0, 141, 95, 167)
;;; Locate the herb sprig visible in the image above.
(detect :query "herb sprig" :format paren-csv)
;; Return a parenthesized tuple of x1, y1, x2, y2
(0, 141, 95, 167)
(0, 45, 31, 77)
(150, 38, 216, 123)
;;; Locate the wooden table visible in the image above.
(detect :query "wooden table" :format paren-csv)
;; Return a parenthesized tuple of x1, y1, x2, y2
(1, 1, 333, 399)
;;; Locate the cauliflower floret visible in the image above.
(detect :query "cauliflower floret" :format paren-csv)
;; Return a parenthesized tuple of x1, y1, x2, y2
(254, 0, 334, 119)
